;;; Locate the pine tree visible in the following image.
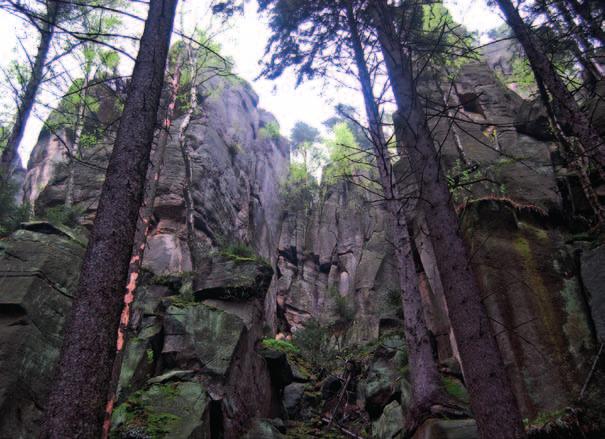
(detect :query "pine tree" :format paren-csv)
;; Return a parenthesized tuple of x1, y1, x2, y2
(0, 0, 63, 182)
(494, 0, 605, 170)
(41, 0, 179, 437)
(370, 0, 525, 437)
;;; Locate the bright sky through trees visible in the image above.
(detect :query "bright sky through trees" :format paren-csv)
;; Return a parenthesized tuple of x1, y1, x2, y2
(0, 0, 504, 167)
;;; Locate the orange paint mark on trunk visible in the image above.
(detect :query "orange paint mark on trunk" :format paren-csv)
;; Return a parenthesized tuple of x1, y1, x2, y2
(101, 397, 114, 439)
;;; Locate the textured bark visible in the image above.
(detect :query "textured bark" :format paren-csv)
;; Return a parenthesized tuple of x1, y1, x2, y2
(41, 1, 178, 437)
(552, 1, 604, 81)
(371, 2, 525, 438)
(345, 1, 444, 417)
(531, 56, 605, 224)
(179, 42, 203, 272)
(496, 0, 605, 170)
(565, 0, 605, 46)
(65, 71, 90, 208)
(101, 52, 185, 439)
(0, 1, 59, 181)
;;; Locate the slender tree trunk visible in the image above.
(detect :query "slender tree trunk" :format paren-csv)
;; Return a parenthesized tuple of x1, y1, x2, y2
(179, 42, 203, 272)
(371, 2, 525, 438)
(0, 1, 60, 181)
(496, 0, 605, 170)
(544, 0, 603, 82)
(344, 2, 445, 421)
(65, 71, 91, 208)
(41, 1, 178, 437)
(101, 52, 185, 439)
(531, 60, 605, 224)
(565, 0, 605, 46)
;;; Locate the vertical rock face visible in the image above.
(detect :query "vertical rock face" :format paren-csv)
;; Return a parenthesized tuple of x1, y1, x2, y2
(0, 75, 290, 438)
(275, 178, 400, 343)
(0, 226, 85, 438)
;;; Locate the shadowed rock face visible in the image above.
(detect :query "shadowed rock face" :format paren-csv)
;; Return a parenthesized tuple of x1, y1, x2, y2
(0, 227, 85, 438)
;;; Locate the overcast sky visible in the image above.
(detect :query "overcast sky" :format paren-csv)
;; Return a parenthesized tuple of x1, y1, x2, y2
(0, 0, 504, 167)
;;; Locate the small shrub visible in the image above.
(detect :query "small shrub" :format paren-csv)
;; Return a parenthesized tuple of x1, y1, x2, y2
(40, 205, 83, 228)
(442, 376, 469, 403)
(220, 241, 258, 261)
(259, 121, 281, 140)
(292, 319, 338, 372)
(329, 287, 355, 323)
(261, 338, 300, 355)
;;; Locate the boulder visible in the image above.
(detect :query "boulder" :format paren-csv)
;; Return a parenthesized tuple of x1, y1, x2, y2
(111, 381, 209, 439)
(372, 400, 404, 439)
(242, 419, 285, 439)
(162, 302, 247, 376)
(0, 228, 84, 437)
(283, 383, 306, 418)
(194, 255, 273, 302)
(361, 335, 407, 419)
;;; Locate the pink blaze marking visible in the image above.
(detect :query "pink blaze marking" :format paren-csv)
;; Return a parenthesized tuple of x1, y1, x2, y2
(102, 398, 115, 439)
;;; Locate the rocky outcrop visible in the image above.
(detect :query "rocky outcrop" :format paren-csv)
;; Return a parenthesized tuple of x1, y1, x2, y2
(275, 178, 400, 343)
(112, 256, 280, 439)
(1, 73, 290, 438)
(0, 225, 85, 438)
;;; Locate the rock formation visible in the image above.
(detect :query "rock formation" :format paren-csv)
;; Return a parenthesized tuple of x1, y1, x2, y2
(0, 56, 604, 438)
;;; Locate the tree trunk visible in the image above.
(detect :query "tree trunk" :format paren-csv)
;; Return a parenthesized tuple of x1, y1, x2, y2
(565, 0, 605, 46)
(531, 56, 605, 224)
(101, 51, 185, 439)
(344, 1, 445, 419)
(496, 0, 605, 170)
(65, 71, 91, 208)
(371, 2, 525, 438)
(550, 1, 603, 83)
(179, 42, 203, 272)
(0, 1, 60, 181)
(41, 1, 178, 437)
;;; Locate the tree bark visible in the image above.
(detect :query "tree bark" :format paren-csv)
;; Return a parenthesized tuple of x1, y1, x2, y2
(371, 1, 525, 438)
(552, 1, 604, 81)
(41, 1, 178, 437)
(178, 41, 204, 272)
(101, 51, 185, 439)
(0, 1, 60, 181)
(344, 1, 445, 419)
(496, 0, 605, 170)
(565, 0, 605, 46)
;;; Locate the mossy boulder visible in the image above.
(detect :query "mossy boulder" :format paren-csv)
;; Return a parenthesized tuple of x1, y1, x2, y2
(162, 302, 247, 376)
(111, 381, 209, 439)
(242, 419, 285, 439)
(372, 400, 404, 439)
(194, 255, 273, 301)
(359, 334, 407, 419)
(0, 227, 85, 437)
